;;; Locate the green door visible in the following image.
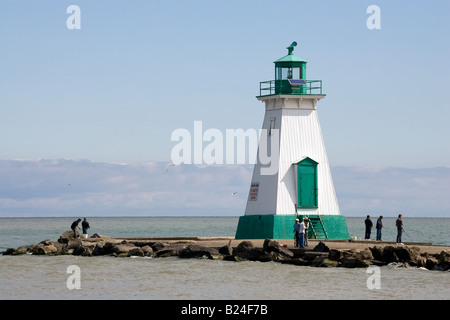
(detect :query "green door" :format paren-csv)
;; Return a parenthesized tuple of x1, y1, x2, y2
(297, 158, 318, 208)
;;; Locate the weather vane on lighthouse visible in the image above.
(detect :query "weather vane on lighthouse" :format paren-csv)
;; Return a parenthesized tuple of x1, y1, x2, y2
(287, 41, 297, 55)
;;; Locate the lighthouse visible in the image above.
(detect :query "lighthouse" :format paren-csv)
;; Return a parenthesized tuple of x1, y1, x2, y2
(235, 42, 349, 240)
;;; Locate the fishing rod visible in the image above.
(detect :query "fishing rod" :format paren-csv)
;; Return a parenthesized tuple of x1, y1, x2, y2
(402, 228, 412, 241)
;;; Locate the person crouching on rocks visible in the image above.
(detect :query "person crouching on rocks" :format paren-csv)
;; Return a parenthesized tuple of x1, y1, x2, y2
(71, 218, 81, 238)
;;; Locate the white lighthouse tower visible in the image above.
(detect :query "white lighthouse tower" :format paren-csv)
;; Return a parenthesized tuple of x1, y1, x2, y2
(235, 42, 349, 240)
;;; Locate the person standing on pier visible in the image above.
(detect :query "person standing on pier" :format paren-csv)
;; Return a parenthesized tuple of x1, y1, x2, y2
(298, 217, 308, 248)
(396, 214, 404, 245)
(364, 215, 373, 240)
(304, 218, 309, 247)
(294, 219, 300, 247)
(376, 215, 383, 241)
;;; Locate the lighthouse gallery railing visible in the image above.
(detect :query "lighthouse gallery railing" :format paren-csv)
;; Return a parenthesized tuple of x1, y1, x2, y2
(259, 79, 323, 96)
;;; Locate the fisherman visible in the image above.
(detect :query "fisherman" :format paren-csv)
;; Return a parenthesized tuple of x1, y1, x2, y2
(364, 215, 373, 240)
(71, 218, 81, 238)
(293, 218, 300, 247)
(82, 217, 90, 239)
(376, 215, 383, 241)
(396, 214, 404, 245)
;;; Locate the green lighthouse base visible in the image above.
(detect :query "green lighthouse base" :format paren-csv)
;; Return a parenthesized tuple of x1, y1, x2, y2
(235, 214, 350, 240)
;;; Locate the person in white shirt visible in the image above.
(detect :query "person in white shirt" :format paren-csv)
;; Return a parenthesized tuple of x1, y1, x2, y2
(298, 217, 308, 248)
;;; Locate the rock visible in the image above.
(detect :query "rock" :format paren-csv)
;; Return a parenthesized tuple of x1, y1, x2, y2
(236, 240, 254, 251)
(313, 241, 329, 252)
(369, 246, 384, 261)
(58, 231, 78, 244)
(128, 247, 145, 257)
(2, 248, 15, 255)
(112, 243, 141, 256)
(4, 245, 33, 256)
(263, 239, 294, 258)
(393, 246, 420, 263)
(91, 233, 110, 239)
(425, 256, 439, 270)
(141, 245, 154, 256)
(279, 258, 310, 266)
(156, 244, 187, 257)
(65, 238, 82, 254)
(312, 257, 339, 268)
(32, 243, 57, 255)
(328, 249, 342, 261)
(438, 251, 450, 271)
(303, 251, 328, 261)
(151, 242, 165, 252)
(92, 243, 106, 256)
(232, 239, 294, 262)
(234, 247, 268, 261)
(381, 246, 399, 263)
(376, 246, 422, 266)
(180, 245, 221, 260)
(341, 258, 372, 268)
(32, 240, 65, 255)
(219, 244, 233, 256)
(369, 259, 386, 266)
(233, 241, 272, 261)
(223, 255, 240, 262)
(355, 248, 374, 260)
(73, 245, 91, 256)
(91, 242, 116, 256)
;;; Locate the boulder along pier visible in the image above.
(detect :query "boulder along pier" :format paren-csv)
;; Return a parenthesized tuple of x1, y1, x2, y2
(3, 231, 450, 271)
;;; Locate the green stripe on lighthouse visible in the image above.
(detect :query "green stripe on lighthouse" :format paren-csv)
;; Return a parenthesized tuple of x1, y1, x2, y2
(235, 215, 350, 240)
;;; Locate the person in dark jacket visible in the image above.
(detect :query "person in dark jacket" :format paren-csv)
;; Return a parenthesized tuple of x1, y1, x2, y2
(82, 217, 90, 239)
(364, 215, 373, 240)
(396, 214, 404, 245)
(293, 219, 300, 247)
(71, 218, 81, 238)
(376, 215, 383, 241)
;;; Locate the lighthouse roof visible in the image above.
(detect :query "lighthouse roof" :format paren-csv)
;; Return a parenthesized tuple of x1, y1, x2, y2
(274, 41, 307, 67)
(274, 54, 307, 64)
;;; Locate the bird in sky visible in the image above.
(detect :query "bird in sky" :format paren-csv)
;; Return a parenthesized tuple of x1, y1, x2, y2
(166, 163, 177, 171)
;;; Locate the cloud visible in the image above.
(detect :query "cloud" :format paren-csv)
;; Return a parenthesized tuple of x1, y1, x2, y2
(0, 159, 252, 217)
(0, 160, 449, 217)
(332, 166, 450, 217)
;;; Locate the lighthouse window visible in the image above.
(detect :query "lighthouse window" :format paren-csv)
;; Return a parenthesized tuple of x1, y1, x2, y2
(281, 67, 301, 80)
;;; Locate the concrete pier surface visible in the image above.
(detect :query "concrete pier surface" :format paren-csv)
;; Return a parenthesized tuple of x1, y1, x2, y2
(113, 237, 450, 255)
